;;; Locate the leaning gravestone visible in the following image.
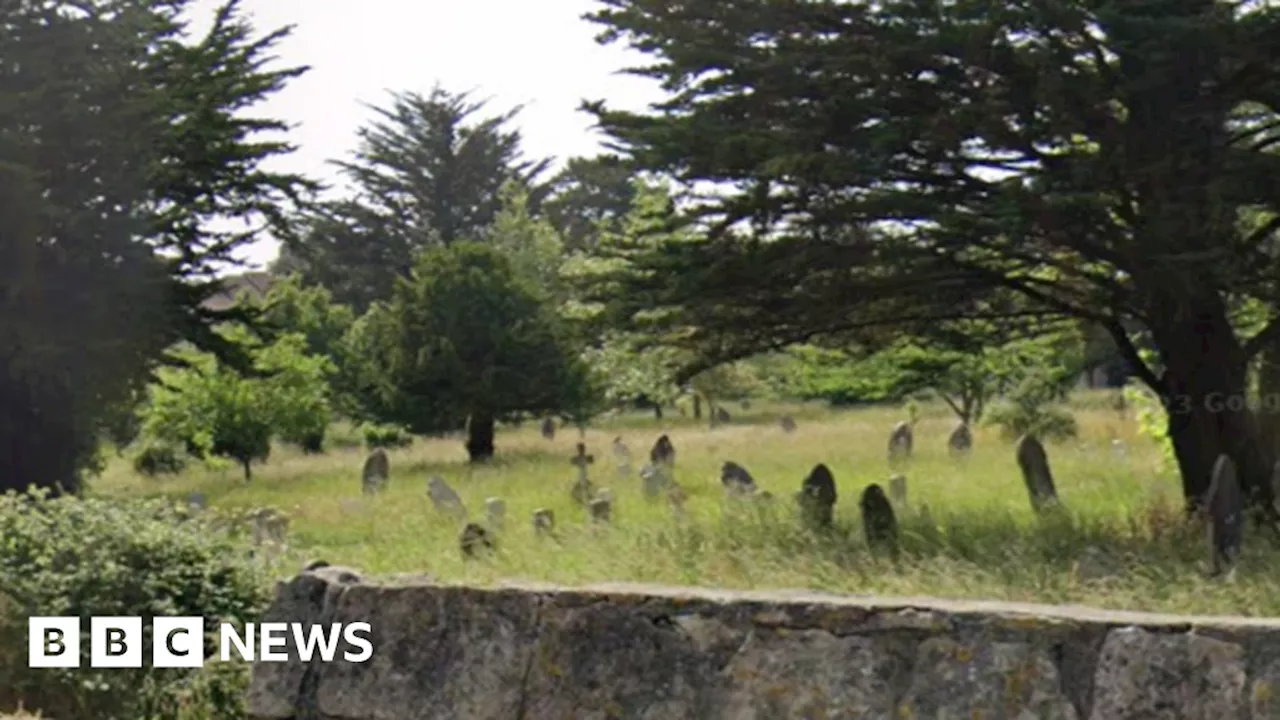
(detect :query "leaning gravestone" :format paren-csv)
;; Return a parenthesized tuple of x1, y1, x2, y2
(640, 464, 668, 499)
(721, 461, 758, 495)
(361, 448, 390, 495)
(948, 423, 972, 456)
(532, 508, 555, 536)
(589, 495, 613, 524)
(1206, 454, 1244, 576)
(484, 497, 505, 531)
(888, 421, 913, 464)
(780, 415, 797, 433)
(796, 463, 837, 529)
(541, 417, 556, 440)
(613, 436, 633, 477)
(859, 484, 898, 552)
(1015, 434, 1059, 512)
(458, 522, 494, 558)
(888, 474, 907, 507)
(650, 434, 676, 467)
(427, 476, 468, 520)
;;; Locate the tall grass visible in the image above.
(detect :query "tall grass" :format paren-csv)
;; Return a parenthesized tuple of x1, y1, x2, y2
(92, 392, 1280, 616)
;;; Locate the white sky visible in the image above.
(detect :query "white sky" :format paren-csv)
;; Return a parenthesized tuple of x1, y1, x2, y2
(187, 0, 665, 268)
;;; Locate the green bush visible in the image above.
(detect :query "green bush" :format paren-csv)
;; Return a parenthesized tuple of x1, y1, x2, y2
(0, 489, 274, 719)
(131, 441, 189, 477)
(361, 422, 413, 449)
(985, 369, 1079, 442)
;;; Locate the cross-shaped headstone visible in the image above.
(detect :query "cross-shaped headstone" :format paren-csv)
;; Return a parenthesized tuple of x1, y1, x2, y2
(571, 442, 595, 483)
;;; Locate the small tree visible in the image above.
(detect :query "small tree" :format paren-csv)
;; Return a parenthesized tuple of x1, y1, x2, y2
(369, 242, 593, 462)
(140, 330, 333, 479)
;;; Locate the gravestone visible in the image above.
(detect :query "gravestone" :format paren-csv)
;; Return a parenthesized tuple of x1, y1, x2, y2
(571, 442, 595, 481)
(948, 423, 972, 456)
(458, 522, 494, 558)
(1206, 454, 1244, 575)
(888, 421, 913, 464)
(361, 448, 390, 495)
(613, 436, 632, 477)
(532, 508, 555, 536)
(589, 495, 613, 524)
(796, 463, 837, 529)
(1015, 434, 1059, 512)
(650, 434, 676, 467)
(888, 474, 907, 507)
(427, 476, 468, 519)
(640, 464, 668, 499)
(571, 476, 596, 506)
(780, 415, 797, 433)
(721, 461, 758, 495)
(711, 406, 731, 427)
(187, 492, 207, 510)
(859, 484, 898, 552)
(484, 497, 505, 531)
(541, 417, 556, 440)
(251, 509, 288, 546)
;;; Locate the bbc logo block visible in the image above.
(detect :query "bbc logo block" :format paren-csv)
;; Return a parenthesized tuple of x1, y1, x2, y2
(28, 617, 79, 668)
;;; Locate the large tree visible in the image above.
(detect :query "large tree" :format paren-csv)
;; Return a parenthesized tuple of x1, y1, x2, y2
(584, 0, 1280, 514)
(0, 0, 309, 494)
(284, 86, 552, 311)
(542, 154, 639, 250)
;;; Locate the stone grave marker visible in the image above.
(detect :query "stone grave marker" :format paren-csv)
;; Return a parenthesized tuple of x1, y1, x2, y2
(796, 463, 837, 529)
(650, 434, 676, 467)
(640, 463, 667, 499)
(458, 522, 494, 558)
(484, 497, 505, 531)
(1015, 434, 1060, 512)
(948, 423, 972, 456)
(187, 492, 207, 510)
(427, 476, 468, 519)
(613, 436, 633, 477)
(532, 508, 555, 536)
(1206, 454, 1244, 576)
(888, 474, 907, 507)
(721, 461, 758, 495)
(711, 406, 731, 427)
(859, 484, 898, 552)
(541, 417, 556, 440)
(589, 495, 613, 524)
(571, 442, 594, 482)
(361, 448, 390, 495)
(888, 421, 913, 465)
(779, 415, 797, 433)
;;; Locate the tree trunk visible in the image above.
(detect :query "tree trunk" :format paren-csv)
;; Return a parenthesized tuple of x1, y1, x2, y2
(692, 395, 702, 420)
(1146, 297, 1275, 515)
(1257, 343, 1280, 473)
(241, 457, 252, 482)
(465, 410, 496, 463)
(654, 405, 663, 420)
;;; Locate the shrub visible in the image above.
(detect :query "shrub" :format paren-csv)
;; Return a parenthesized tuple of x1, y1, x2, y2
(0, 489, 274, 719)
(984, 369, 1079, 442)
(361, 422, 413, 449)
(131, 442, 188, 477)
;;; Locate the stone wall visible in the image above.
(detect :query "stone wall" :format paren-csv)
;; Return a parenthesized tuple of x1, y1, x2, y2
(248, 565, 1280, 719)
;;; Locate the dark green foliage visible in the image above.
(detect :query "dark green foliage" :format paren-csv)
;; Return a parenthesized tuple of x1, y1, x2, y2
(584, 0, 1280, 509)
(0, 489, 271, 719)
(0, 0, 311, 494)
(285, 86, 552, 311)
(986, 371, 1081, 442)
(366, 242, 596, 461)
(361, 423, 413, 450)
(132, 442, 189, 477)
(541, 154, 638, 250)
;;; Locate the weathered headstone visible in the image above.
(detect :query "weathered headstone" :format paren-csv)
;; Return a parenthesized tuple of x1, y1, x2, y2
(888, 474, 907, 507)
(650, 434, 676, 467)
(541, 417, 556, 440)
(796, 463, 837, 529)
(1015, 434, 1059, 512)
(640, 463, 668, 499)
(427, 476, 468, 519)
(859, 484, 898, 552)
(948, 423, 972, 456)
(711, 406, 731, 427)
(613, 436, 632, 478)
(888, 421, 913, 464)
(589, 495, 613, 524)
(361, 448, 390, 495)
(1206, 454, 1244, 576)
(571, 442, 595, 481)
(720, 461, 758, 495)
(484, 497, 506, 531)
(532, 508, 555, 536)
(458, 522, 494, 558)
(779, 415, 797, 433)
(187, 492, 207, 510)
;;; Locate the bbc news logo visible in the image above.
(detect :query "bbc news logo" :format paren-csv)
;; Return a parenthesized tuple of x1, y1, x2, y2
(28, 617, 373, 668)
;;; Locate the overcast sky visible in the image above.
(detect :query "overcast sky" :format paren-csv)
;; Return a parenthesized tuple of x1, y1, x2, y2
(187, 0, 664, 267)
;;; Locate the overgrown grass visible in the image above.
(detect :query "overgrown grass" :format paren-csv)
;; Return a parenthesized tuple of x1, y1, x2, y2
(91, 391, 1280, 616)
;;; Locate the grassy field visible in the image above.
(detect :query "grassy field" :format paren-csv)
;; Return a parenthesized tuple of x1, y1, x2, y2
(91, 391, 1280, 616)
